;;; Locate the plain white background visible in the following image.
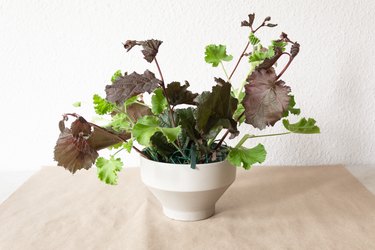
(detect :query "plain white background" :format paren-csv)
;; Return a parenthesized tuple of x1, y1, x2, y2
(0, 0, 374, 173)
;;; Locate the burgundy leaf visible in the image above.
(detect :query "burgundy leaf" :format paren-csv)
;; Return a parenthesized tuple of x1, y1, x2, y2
(196, 78, 239, 138)
(105, 70, 161, 104)
(126, 102, 152, 121)
(140, 39, 163, 63)
(87, 125, 129, 151)
(241, 13, 255, 27)
(165, 81, 198, 106)
(123, 40, 139, 52)
(242, 68, 291, 129)
(54, 116, 128, 173)
(291, 42, 300, 57)
(54, 117, 98, 173)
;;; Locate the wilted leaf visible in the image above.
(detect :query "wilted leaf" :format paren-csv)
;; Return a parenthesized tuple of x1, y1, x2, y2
(196, 78, 239, 138)
(204, 44, 233, 67)
(243, 68, 291, 129)
(291, 42, 300, 57)
(165, 81, 198, 106)
(151, 88, 168, 115)
(283, 118, 320, 134)
(241, 13, 255, 27)
(123, 39, 163, 63)
(54, 116, 129, 174)
(54, 117, 98, 173)
(140, 39, 163, 63)
(105, 70, 161, 104)
(227, 144, 267, 170)
(96, 156, 123, 185)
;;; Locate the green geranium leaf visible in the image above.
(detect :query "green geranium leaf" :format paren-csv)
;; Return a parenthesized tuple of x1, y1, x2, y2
(72, 101, 81, 107)
(283, 95, 301, 117)
(110, 113, 131, 132)
(133, 116, 181, 146)
(124, 96, 138, 107)
(111, 70, 123, 83)
(283, 118, 320, 134)
(205, 44, 233, 67)
(151, 88, 168, 115)
(159, 127, 182, 143)
(123, 139, 133, 153)
(249, 33, 260, 45)
(227, 144, 267, 170)
(271, 40, 287, 52)
(96, 156, 123, 185)
(93, 94, 115, 115)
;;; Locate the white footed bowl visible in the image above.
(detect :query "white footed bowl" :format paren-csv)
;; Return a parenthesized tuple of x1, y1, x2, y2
(140, 157, 237, 221)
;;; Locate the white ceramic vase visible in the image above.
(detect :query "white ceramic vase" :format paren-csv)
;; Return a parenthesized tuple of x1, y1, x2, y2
(140, 157, 237, 221)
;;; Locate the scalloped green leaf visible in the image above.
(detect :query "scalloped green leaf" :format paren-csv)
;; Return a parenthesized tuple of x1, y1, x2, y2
(282, 118, 320, 134)
(205, 44, 233, 67)
(227, 144, 267, 170)
(96, 156, 123, 185)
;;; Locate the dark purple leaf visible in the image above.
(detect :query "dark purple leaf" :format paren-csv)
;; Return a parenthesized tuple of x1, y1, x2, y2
(291, 42, 300, 57)
(242, 68, 291, 129)
(196, 78, 239, 138)
(165, 81, 198, 106)
(54, 116, 128, 173)
(241, 13, 255, 27)
(140, 39, 163, 63)
(105, 70, 161, 104)
(126, 103, 152, 121)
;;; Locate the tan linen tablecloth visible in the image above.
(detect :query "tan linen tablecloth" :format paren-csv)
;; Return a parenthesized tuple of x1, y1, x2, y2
(1, 165, 375, 250)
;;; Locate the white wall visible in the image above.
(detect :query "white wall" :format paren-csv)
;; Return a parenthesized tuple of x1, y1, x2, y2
(0, 0, 374, 171)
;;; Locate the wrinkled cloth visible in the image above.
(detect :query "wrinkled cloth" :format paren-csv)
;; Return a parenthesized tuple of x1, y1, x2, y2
(1, 165, 375, 250)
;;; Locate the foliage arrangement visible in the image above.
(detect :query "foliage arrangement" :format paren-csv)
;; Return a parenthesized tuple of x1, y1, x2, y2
(54, 13, 320, 185)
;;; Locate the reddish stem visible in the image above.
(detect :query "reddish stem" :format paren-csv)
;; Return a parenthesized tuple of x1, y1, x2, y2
(154, 57, 177, 128)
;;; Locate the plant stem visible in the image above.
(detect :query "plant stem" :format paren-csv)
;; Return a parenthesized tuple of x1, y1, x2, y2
(113, 147, 124, 156)
(276, 56, 294, 81)
(220, 61, 230, 81)
(214, 111, 245, 150)
(235, 132, 291, 148)
(228, 41, 250, 80)
(171, 141, 187, 158)
(154, 57, 177, 128)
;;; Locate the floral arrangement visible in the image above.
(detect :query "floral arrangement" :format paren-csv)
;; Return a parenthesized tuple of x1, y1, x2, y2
(54, 13, 320, 184)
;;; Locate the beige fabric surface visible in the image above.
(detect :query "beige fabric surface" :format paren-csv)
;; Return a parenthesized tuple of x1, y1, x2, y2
(1, 165, 375, 250)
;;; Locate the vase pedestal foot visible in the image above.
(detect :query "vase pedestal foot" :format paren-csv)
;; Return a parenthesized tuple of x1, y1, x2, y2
(162, 206, 215, 221)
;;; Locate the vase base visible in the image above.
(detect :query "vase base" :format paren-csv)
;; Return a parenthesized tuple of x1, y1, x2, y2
(162, 206, 215, 221)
